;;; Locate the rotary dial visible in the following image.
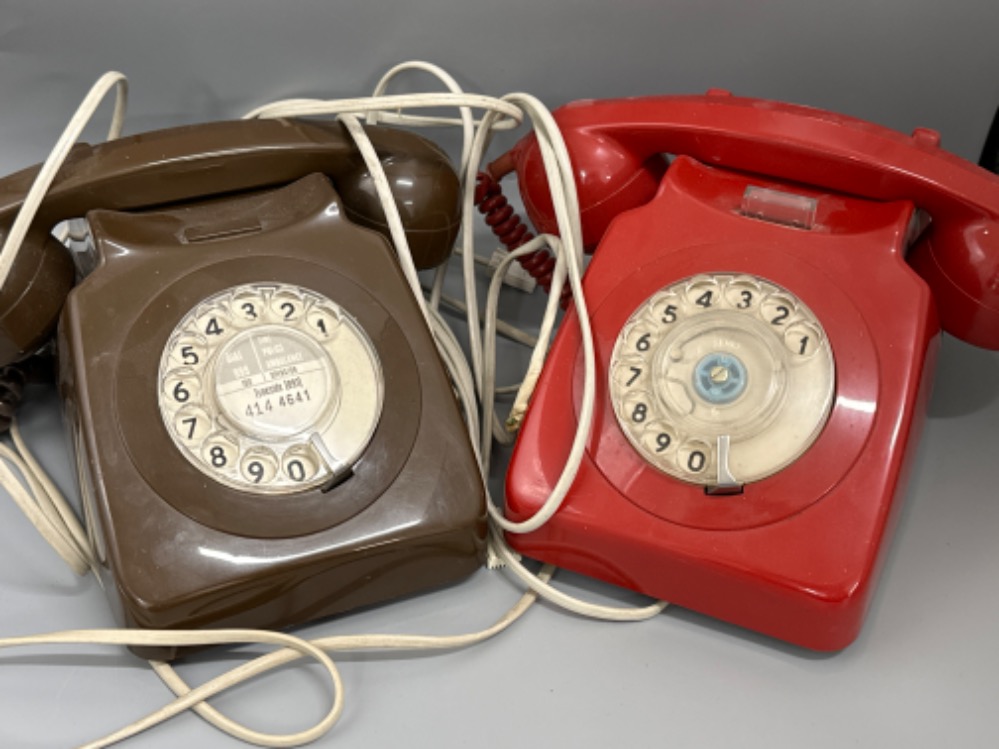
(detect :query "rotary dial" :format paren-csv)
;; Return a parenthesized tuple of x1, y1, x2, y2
(608, 273, 835, 491)
(158, 282, 383, 494)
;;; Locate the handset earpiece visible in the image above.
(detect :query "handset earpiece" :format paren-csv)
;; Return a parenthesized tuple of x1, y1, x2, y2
(492, 127, 667, 252)
(0, 226, 74, 366)
(320, 123, 462, 270)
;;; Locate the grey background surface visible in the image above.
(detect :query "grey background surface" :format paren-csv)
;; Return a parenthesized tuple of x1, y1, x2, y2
(2, 1, 999, 746)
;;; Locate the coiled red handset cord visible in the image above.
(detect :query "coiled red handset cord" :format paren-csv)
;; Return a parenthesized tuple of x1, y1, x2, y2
(474, 171, 572, 308)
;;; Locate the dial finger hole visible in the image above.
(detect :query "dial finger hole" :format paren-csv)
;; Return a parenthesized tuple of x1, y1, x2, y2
(640, 422, 675, 456)
(685, 276, 721, 311)
(677, 439, 712, 476)
(282, 445, 319, 484)
(650, 293, 683, 327)
(621, 393, 655, 429)
(761, 294, 796, 327)
(241, 448, 279, 486)
(168, 335, 208, 369)
(784, 321, 822, 358)
(624, 323, 659, 357)
(173, 406, 212, 443)
(724, 277, 762, 311)
(307, 306, 341, 340)
(195, 306, 232, 340)
(229, 289, 266, 326)
(202, 434, 239, 473)
(162, 368, 202, 408)
(271, 290, 305, 323)
(612, 358, 647, 390)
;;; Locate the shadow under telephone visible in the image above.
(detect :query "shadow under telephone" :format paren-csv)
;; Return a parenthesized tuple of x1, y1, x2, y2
(0, 118, 487, 657)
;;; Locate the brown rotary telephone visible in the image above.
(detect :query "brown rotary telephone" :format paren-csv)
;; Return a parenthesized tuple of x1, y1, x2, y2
(0, 117, 485, 658)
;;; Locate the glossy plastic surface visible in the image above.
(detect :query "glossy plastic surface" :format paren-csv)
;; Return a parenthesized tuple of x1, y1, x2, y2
(58, 175, 485, 659)
(506, 157, 938, 651)
(501, 93, 999, 349)
(0, 118, 461, 367)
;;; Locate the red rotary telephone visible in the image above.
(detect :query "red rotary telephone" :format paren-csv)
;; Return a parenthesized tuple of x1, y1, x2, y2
(497, 92, 999, 650)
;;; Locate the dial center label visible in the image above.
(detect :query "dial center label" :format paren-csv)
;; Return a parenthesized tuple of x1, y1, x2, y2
(215, 326, 333, 438)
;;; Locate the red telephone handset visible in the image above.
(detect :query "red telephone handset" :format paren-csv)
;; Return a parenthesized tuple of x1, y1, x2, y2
(500, 94, 999, 650)
(495, 92, 999, 348)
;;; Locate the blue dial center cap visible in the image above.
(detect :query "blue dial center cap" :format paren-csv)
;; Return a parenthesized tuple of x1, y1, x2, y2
(693, 352, 747, 405)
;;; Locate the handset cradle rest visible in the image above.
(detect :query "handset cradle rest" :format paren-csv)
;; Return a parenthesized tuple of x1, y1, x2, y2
(502, 93, 999, 650)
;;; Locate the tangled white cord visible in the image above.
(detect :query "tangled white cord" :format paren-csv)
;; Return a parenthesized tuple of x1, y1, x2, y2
(0, 61, 665, 747)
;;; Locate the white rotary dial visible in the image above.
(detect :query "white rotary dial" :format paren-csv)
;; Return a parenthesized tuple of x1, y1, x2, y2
(608, 273, 835, 491)
(158, 282, 383, 494)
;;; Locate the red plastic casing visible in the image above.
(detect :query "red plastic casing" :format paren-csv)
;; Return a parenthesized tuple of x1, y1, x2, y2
(505, 155, 939, 651)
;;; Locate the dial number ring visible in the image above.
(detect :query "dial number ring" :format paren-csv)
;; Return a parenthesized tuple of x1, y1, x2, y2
(158, 282, 383, 495)
(609, 273, 835, 488)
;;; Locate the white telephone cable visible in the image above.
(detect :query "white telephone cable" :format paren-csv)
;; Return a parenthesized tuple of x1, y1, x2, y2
(243, 91, 522, 130)
(479, 235, 563, 466)
(289, 86, 668, 622)
(341, 93, 665, 617)
(0, 627, 345, 748)
(366, 61, 481, 322)
(367, 61, 480, 182)
(0, 71, 127, 295)
(0, 421, 94, 575)
(146, 565, 552, 746)
(246, 76, 587, 502)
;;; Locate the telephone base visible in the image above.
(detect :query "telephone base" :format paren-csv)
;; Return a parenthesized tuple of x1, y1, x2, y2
(58, 175, 486, 657)
(505, 157, 940, 650)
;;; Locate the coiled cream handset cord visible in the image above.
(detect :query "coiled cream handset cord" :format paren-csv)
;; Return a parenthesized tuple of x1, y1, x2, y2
(0, 62, 666, 747)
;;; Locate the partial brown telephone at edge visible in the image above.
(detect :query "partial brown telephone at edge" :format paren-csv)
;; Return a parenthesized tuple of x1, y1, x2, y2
(0, 119, 485, 658)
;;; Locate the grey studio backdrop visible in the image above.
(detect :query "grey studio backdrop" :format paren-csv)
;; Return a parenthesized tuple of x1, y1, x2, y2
(1, 1, 998, 747)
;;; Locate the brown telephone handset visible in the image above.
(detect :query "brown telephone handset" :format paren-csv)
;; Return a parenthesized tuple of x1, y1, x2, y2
(0, 119, 485, 656)
(0, 119, 461, 363)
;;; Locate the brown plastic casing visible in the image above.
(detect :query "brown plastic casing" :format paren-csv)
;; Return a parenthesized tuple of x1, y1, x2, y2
(58, 174, 485, 659)
(0, 118, 461, 367)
